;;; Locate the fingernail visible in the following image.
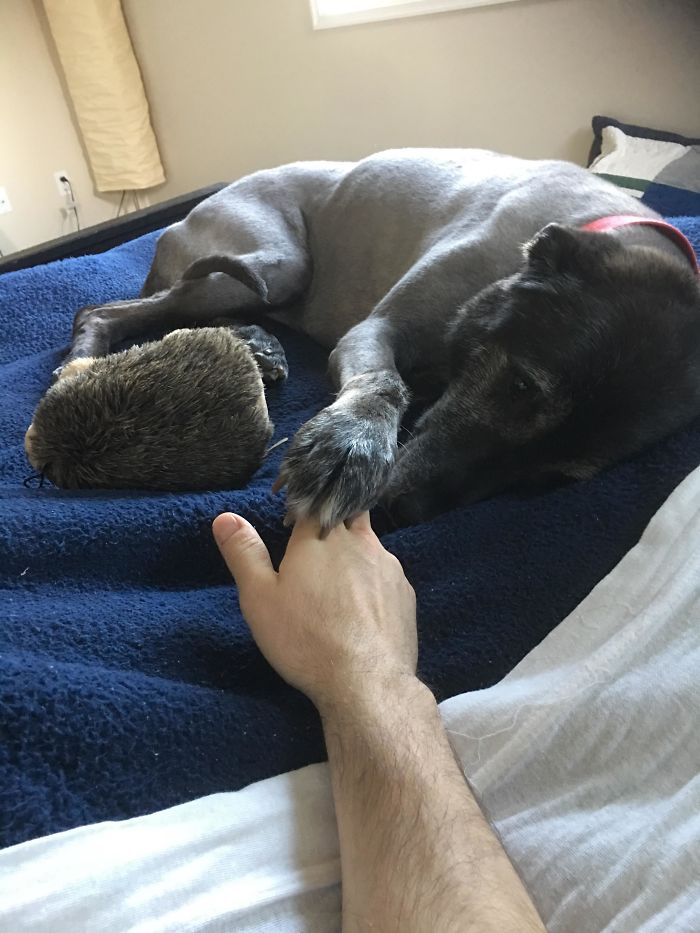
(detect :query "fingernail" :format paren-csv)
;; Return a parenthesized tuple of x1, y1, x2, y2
(213, 512, 242, 546)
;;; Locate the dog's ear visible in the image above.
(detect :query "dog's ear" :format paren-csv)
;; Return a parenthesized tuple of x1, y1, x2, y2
(524, 223, 614, 278)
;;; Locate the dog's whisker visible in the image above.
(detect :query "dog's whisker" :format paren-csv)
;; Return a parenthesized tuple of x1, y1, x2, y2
(265, 437, 289, 457)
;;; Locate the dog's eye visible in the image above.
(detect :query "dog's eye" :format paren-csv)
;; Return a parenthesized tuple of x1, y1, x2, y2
(509, 374, 536, 400)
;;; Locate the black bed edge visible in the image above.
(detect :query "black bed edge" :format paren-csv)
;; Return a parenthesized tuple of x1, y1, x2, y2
(0, 183, 227, 276)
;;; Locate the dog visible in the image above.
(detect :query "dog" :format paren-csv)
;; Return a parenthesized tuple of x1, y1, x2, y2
(62, 148, 700, 528)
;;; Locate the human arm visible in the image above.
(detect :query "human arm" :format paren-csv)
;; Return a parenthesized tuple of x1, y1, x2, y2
(212, 511, 545, 933)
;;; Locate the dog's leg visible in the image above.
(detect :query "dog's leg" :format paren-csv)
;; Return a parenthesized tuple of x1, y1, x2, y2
(275, 315, 410, 530)
(63, 232, 312, 373)
(63, 273, 266, 367)
(63, 172, 316, 370)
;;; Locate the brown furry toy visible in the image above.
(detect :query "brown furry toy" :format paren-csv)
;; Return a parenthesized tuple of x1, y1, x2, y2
(24, 327, 275, 491)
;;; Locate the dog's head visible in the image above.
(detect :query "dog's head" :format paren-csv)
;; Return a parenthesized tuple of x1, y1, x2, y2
(384, 224, 700, 524)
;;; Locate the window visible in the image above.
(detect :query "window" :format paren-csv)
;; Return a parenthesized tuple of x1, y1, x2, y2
(310, 0, 520, 30)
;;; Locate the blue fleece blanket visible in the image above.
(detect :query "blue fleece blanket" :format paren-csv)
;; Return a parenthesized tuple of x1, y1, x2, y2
(2, 217, 700, 849)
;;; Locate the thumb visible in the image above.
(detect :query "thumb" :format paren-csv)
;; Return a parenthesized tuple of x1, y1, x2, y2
(212, 513, 276, 591)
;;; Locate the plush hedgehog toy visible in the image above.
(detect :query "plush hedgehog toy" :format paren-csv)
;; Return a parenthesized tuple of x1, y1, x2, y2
(24, 327, 278, 491)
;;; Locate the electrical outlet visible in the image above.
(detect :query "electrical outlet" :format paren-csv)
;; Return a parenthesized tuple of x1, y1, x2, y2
(53, 170, 71, 197)
(0, 187, 11, 214)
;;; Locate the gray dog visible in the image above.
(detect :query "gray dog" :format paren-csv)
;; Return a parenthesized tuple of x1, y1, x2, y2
(64, 148, 700, 527)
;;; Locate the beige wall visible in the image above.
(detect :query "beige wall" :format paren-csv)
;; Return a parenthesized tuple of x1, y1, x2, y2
(2, 0, 698, 254)
(124, 0, 700, 199)
(0, 0, 124, 255)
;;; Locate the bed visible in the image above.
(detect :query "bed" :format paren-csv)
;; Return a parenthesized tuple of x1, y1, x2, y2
(1, 149, 699, 853)
(2, 462, 698, 931)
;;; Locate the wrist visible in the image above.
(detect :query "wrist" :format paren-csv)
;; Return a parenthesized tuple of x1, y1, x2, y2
(317, 672, 435, 727)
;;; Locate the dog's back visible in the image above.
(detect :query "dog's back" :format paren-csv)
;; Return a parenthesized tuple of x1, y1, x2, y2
(286, 149, 664, 346)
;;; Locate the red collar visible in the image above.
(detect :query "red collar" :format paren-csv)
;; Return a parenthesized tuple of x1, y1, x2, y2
(580, 214, 699, 274)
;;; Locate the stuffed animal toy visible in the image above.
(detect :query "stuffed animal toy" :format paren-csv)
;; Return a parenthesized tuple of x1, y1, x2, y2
(24, 327, 277, 491)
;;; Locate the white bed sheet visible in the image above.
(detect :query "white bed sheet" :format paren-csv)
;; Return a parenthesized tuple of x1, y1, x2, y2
(2, 464, 699, 932)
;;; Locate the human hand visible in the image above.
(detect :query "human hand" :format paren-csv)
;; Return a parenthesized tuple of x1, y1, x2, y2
(212, 512, 417, 712)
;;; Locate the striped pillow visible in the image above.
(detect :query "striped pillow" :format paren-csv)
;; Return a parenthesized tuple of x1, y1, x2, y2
(588, 119, 700, 215)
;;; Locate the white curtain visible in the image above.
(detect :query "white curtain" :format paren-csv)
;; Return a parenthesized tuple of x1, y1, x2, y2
(42, 0, 165, 193)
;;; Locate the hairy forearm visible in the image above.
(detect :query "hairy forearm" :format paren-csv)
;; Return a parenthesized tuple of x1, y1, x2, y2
(320, 677, 544, 933)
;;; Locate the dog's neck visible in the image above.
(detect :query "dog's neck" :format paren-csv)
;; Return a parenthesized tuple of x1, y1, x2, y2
(581, 215, 699, 273)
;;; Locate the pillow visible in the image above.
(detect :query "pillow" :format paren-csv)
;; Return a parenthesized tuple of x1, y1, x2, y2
(587, 115, 700, 215)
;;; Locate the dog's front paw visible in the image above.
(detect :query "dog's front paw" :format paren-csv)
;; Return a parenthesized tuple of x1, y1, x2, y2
(274, 404, 397, 531)
(233, 325, 289, 384)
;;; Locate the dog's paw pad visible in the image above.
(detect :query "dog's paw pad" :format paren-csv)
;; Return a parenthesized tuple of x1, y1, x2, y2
(234, 325, 289, 384)
(253, 350, 288, 383)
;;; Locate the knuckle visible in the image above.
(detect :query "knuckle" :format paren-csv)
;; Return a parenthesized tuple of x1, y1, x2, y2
(234, 533, 263, 556)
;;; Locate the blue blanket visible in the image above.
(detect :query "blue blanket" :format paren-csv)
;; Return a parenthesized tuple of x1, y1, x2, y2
(2, 217, 700, 849)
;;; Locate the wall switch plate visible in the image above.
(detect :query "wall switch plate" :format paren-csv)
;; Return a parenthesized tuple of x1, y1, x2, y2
(0, 187, 11, 214)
